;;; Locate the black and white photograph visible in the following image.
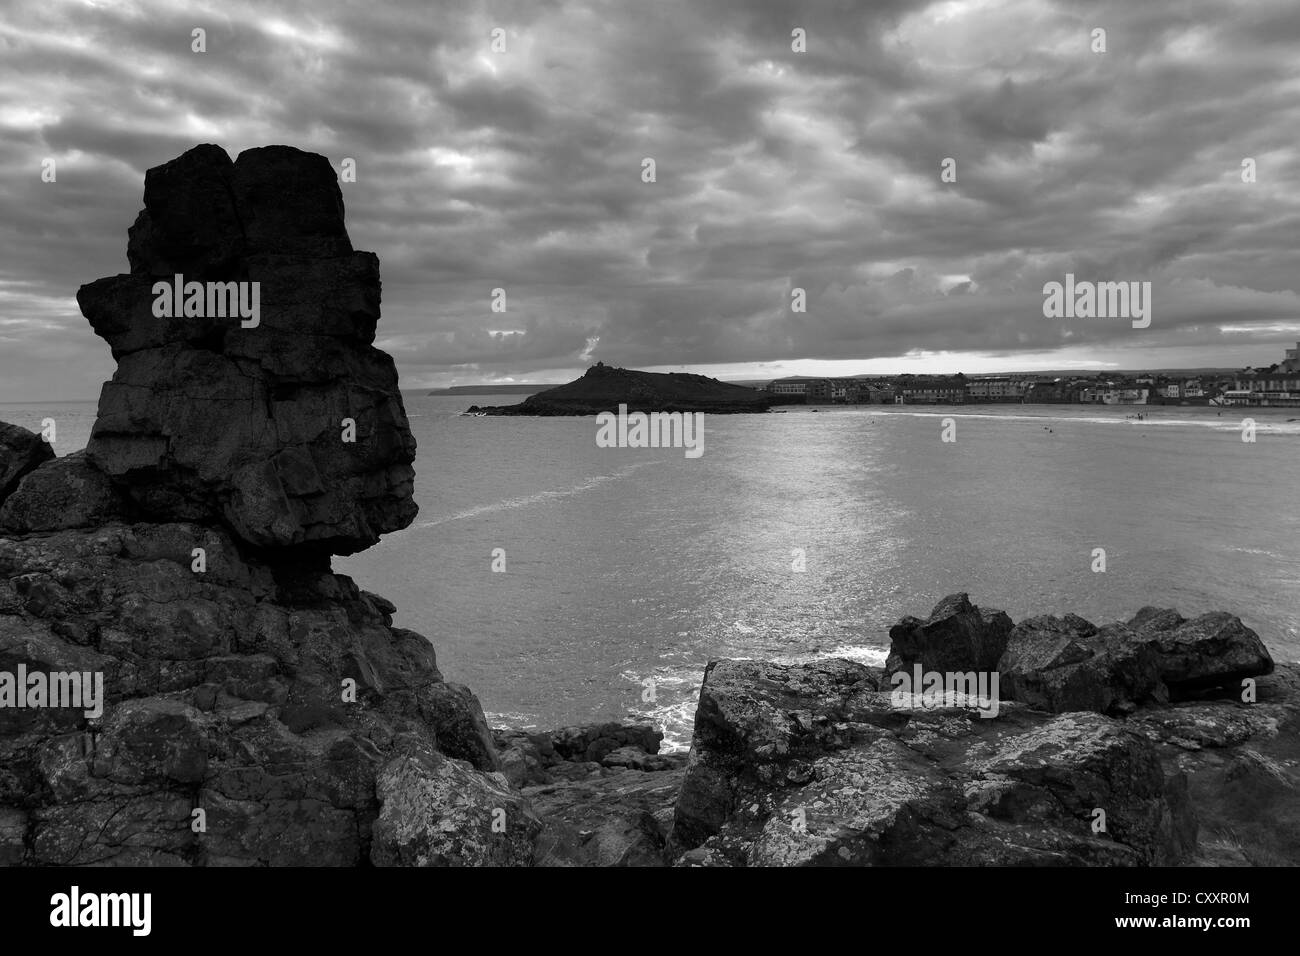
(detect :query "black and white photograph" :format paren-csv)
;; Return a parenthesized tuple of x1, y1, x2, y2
(0, 0, 1292, 936)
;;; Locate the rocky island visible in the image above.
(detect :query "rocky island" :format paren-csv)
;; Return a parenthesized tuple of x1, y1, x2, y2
(1, 145, 1296, 867)
(465, 362, 781, 415)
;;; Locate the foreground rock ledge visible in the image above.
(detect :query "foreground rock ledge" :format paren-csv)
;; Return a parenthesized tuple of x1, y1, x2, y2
(667, 595, 1292, 867)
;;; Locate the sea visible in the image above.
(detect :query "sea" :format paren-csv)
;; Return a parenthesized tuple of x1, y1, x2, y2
(4, 395, 1298, 750)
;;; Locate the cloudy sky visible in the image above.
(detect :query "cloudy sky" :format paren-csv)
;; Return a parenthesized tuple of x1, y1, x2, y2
(2, 0, 1299, 401)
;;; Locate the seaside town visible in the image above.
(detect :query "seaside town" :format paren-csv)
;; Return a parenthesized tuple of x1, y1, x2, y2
(758, 342, 1300, 407)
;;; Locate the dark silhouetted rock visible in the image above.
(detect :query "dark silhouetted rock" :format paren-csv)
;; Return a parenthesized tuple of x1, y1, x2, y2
(0, 423, 53, 507)
(885, 592, 1013, 676)
(76, 143, 416, 555)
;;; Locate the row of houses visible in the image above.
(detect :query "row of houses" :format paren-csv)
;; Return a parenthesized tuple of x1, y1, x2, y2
(1220, 342, 1300, 407)
(762, 373, 1059, 405)
(763, 374, 978, 405)
(758, 344, 1300, 406)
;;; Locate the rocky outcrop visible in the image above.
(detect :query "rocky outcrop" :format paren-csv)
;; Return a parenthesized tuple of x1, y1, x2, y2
(1125, 607, 1274, 693)
(999, 607, 1274, 716)
(668, 657, 1194, 866)
(75, 143, 416, 557)
(0, 145, 517, 867)
(0, 520, 514, 865)
(0, 423, 53, 508)
(667, 596, 1290, 867)
(885, 592, 1013, 676)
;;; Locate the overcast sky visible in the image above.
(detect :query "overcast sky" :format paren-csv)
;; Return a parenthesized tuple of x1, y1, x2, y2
(2, 0, 1299, 401)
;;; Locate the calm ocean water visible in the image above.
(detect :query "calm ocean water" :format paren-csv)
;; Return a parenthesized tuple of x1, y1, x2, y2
(6, 395, 1298, 749)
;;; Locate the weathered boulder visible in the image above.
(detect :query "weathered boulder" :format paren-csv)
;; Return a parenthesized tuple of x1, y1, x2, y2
(885, 592, 1013, 677)
(76, 144, 416, 555)
(998, 614, 1168, 716)
(1125, 607, 1273, 692)
(0, 452, 127, 533)
(0, 423, 53, 507)
(370, 747, 540, 867)
(997, 608, 1273, 715)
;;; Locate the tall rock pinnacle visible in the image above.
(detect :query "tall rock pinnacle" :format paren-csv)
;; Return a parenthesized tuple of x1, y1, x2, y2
(0, 146, 532, 867)
(74, 144, 416, 555)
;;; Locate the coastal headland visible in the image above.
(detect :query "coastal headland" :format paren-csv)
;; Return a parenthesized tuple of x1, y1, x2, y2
(466, 362, 784, 415)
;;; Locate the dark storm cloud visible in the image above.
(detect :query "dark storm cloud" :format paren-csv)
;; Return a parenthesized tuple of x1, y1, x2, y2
(2, 0, 1299, 399)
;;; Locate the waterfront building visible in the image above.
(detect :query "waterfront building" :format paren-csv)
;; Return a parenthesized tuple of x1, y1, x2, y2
(897, 375, 967, 404)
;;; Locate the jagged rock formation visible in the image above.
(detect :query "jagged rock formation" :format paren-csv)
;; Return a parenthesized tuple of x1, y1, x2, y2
(76, 143, 415, 556)
(667, 595, 1290, 867)
(0, 145, 517, 866)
